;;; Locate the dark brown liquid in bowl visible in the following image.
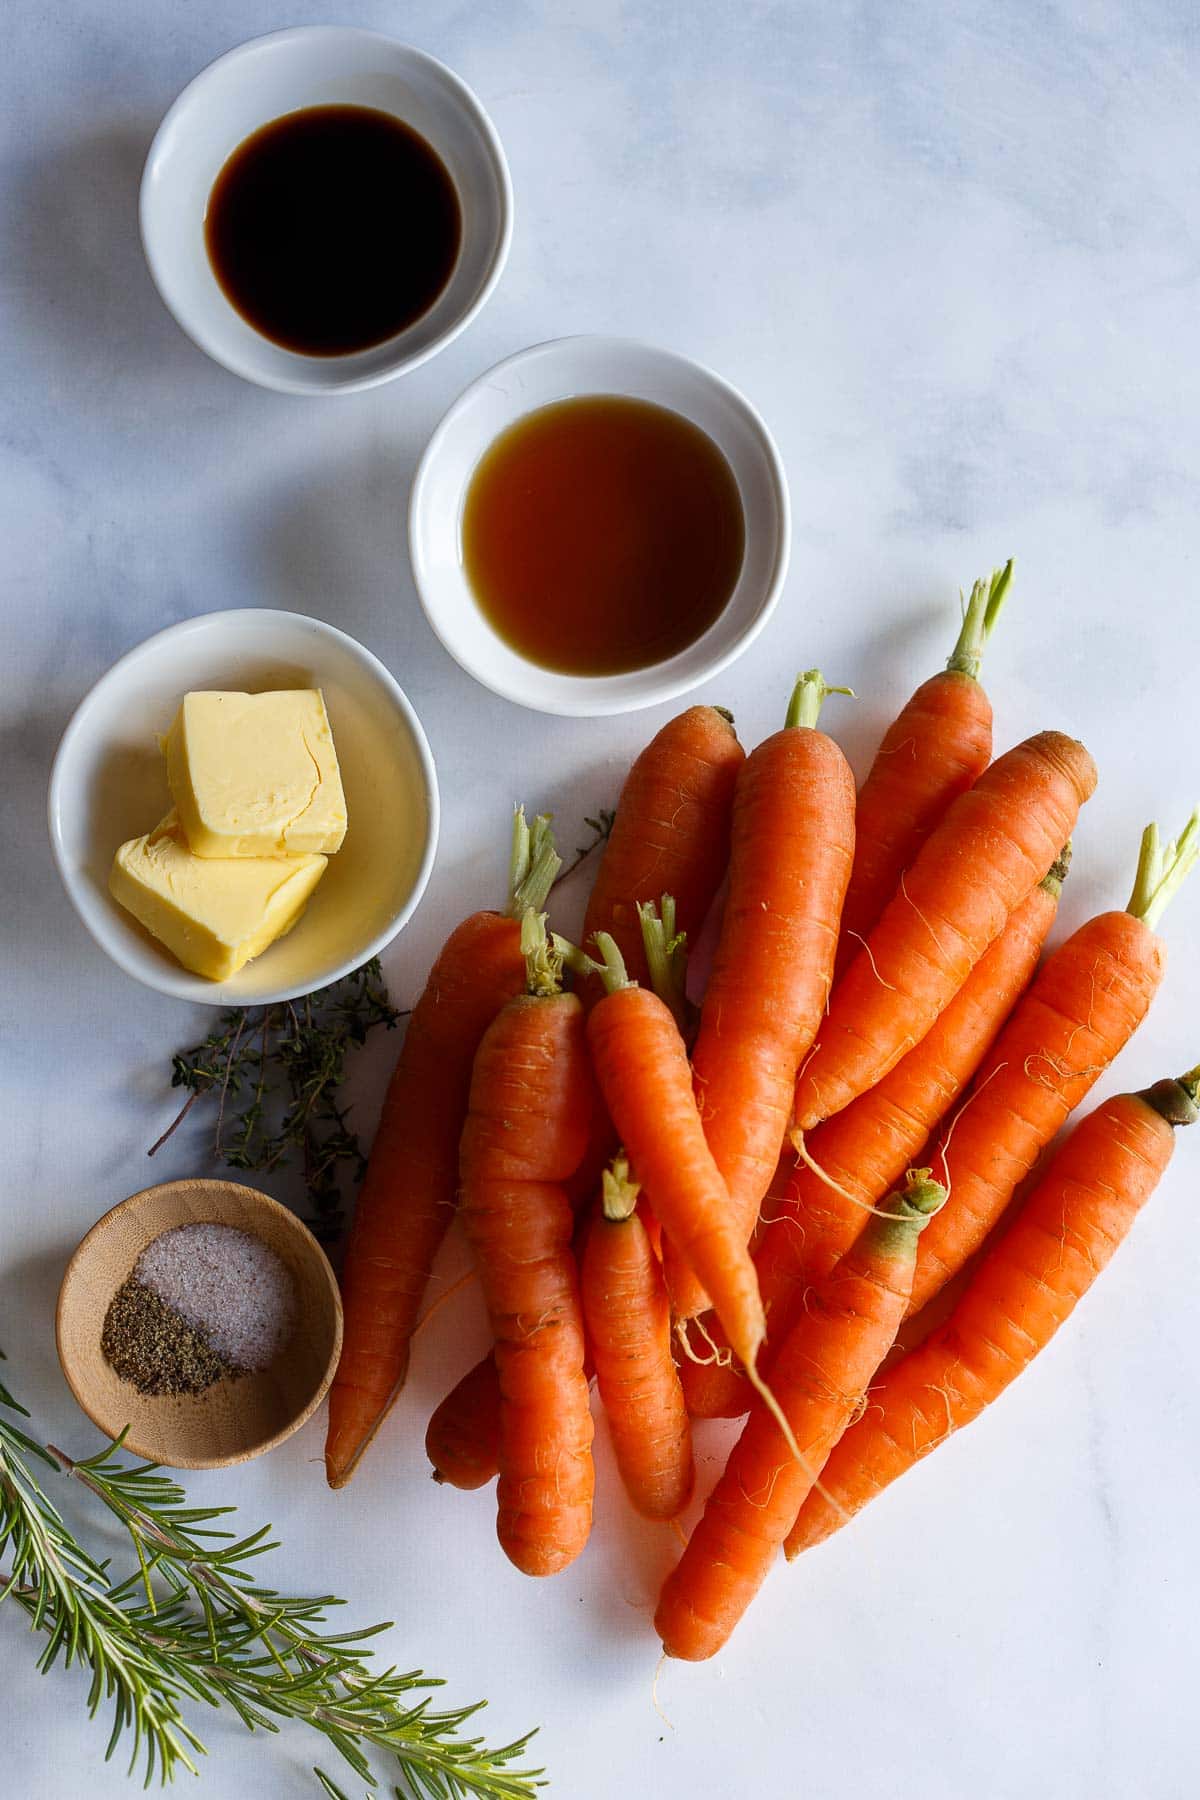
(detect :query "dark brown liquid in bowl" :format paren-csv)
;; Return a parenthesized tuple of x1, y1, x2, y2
(205, 105, 461, 357)
(461, 396, 746, 677)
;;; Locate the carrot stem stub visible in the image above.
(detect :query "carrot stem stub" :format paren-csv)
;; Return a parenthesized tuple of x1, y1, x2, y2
(785, 1066, 1200, 1558)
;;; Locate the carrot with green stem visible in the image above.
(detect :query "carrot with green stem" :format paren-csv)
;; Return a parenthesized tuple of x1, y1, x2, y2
(581, 1155, 694, 1521)
(580, 705, 744, 1003)
(682, 851, 1068, 1420)
(786, 1062, 1200, 1556)
(834, 561, 1012, 984)
(906, 809, 1199, 1318)
(656, 1169, 946, 1660)
(562, 928, 792, 1444)
(459, 912, 596, 1576)
(326, 808, 561, 1489)
(794, 729, 1097, 1135)
(664, 671, 855, 1321)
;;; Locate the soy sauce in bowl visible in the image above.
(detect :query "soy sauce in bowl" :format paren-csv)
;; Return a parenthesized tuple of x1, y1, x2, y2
(205, 105, 462, 357)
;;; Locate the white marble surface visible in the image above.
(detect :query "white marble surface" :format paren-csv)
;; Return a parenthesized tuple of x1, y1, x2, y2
(4, 4, 1200, 1796)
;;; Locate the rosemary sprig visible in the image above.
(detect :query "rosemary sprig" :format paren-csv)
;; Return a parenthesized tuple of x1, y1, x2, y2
(150, 959, 402, 1243)
(0, 1361, 543, 1794)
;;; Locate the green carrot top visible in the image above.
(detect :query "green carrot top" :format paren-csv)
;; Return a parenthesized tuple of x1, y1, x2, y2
(507, 806, 562, 919)
(946, 559, 1014, 681)
(785, 668, 854, 731)
(1125, 809, 1200, 931)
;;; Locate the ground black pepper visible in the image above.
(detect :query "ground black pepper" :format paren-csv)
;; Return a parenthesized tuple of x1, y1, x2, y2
(101, 1276, 242, 1397)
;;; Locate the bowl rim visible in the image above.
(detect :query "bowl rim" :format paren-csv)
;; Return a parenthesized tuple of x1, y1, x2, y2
(55, 1177, 344, 1469)
(47, 606, 441, 1006)
(138, 26, 514, 396)
(407, 333, 792, 717)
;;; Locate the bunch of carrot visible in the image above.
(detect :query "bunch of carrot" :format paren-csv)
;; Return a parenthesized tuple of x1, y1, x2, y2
(325, 562, 1199, 1660)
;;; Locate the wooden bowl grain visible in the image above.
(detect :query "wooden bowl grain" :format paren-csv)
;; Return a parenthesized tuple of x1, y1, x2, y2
(56, 1178, 342, 1469)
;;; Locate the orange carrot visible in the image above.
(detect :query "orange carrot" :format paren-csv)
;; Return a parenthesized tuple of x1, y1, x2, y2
(834, 562, 1011, 984)
(428, 1229, 598, 1493)
(426, 1354, 501, 1490)
(568, 931, 767, 1389)
(326, 809, 561, 1489)
(656, 1170, 945, 1660)
(664, 671, 854, 1319)
(786, 1065, 1200, 1557)
(681, 856, 1066, 1419)
(580, 705, 743, 1002)
(793, 730, 1097, 1133)
(580, 1156, 693, 1520)
(460, 914, 596, 1576)
(907, 811, 1198, 1318)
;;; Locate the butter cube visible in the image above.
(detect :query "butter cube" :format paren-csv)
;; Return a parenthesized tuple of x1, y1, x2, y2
(165, 690, 347, 858)
(110, 813, 328, 981)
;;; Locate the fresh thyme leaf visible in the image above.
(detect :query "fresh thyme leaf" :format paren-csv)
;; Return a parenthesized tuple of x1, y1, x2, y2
(151, 959, 402, 1243)
(551, 807, 615, 889)
(0, 1361, 544, 1794)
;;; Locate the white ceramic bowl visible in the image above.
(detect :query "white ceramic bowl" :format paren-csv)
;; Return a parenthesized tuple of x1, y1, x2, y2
(409, 336, 791, 716)
(140, 29, 512, 395)
(48, 610, 439, 1005)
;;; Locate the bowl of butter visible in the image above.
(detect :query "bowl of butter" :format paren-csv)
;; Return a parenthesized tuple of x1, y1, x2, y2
(49, 610, 439, 1004)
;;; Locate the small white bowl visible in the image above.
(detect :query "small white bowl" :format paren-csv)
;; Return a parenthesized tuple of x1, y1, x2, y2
(48, 610, 439, 1006)
(140, 28, 512, 395)
(409, 336, 791, 716)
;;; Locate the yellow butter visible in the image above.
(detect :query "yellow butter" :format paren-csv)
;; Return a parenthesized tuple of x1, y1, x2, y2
(165, 690, 348, 857)
(110, 812, 328, 981)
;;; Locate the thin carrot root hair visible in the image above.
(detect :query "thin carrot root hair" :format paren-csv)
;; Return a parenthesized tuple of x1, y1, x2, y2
(652, 1652, 675, 1729)
(675, 1317, 732, 1368)
(669, 1516, 688, 1548)
(790, 1131, 935, 1222)
(1022, 1051, 1108, 1091)
(928, 1058, 1011, 1196)
(841, 929, 898, 991)
(411, 1267, 478, 1339)
(746, 1357, 854, 1526)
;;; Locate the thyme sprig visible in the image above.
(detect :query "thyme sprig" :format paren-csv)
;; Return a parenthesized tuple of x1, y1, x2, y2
(149, 808, 616, 1244)
(551, 810, 615, 891)
(0, 1361, 543, 1794)
(150, 960, 402, 1242)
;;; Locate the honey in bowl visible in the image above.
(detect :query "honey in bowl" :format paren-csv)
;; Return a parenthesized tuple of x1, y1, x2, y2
(205, 105, 461, 357)
(461, 396, 746, 677)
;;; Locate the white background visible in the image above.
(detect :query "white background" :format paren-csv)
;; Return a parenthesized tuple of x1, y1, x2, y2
(4, 4, 1200, 1797)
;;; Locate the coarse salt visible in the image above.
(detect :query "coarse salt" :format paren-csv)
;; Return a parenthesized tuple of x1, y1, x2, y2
(136, 1222, 297, 1372)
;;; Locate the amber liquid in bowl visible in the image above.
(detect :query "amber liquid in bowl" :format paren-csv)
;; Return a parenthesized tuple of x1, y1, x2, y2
(205, 104, 462, 357)
(461, 396, 746, 677)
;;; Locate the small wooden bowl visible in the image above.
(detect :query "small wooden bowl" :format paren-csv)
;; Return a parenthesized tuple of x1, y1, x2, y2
(56, 1178, 342, 1469)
